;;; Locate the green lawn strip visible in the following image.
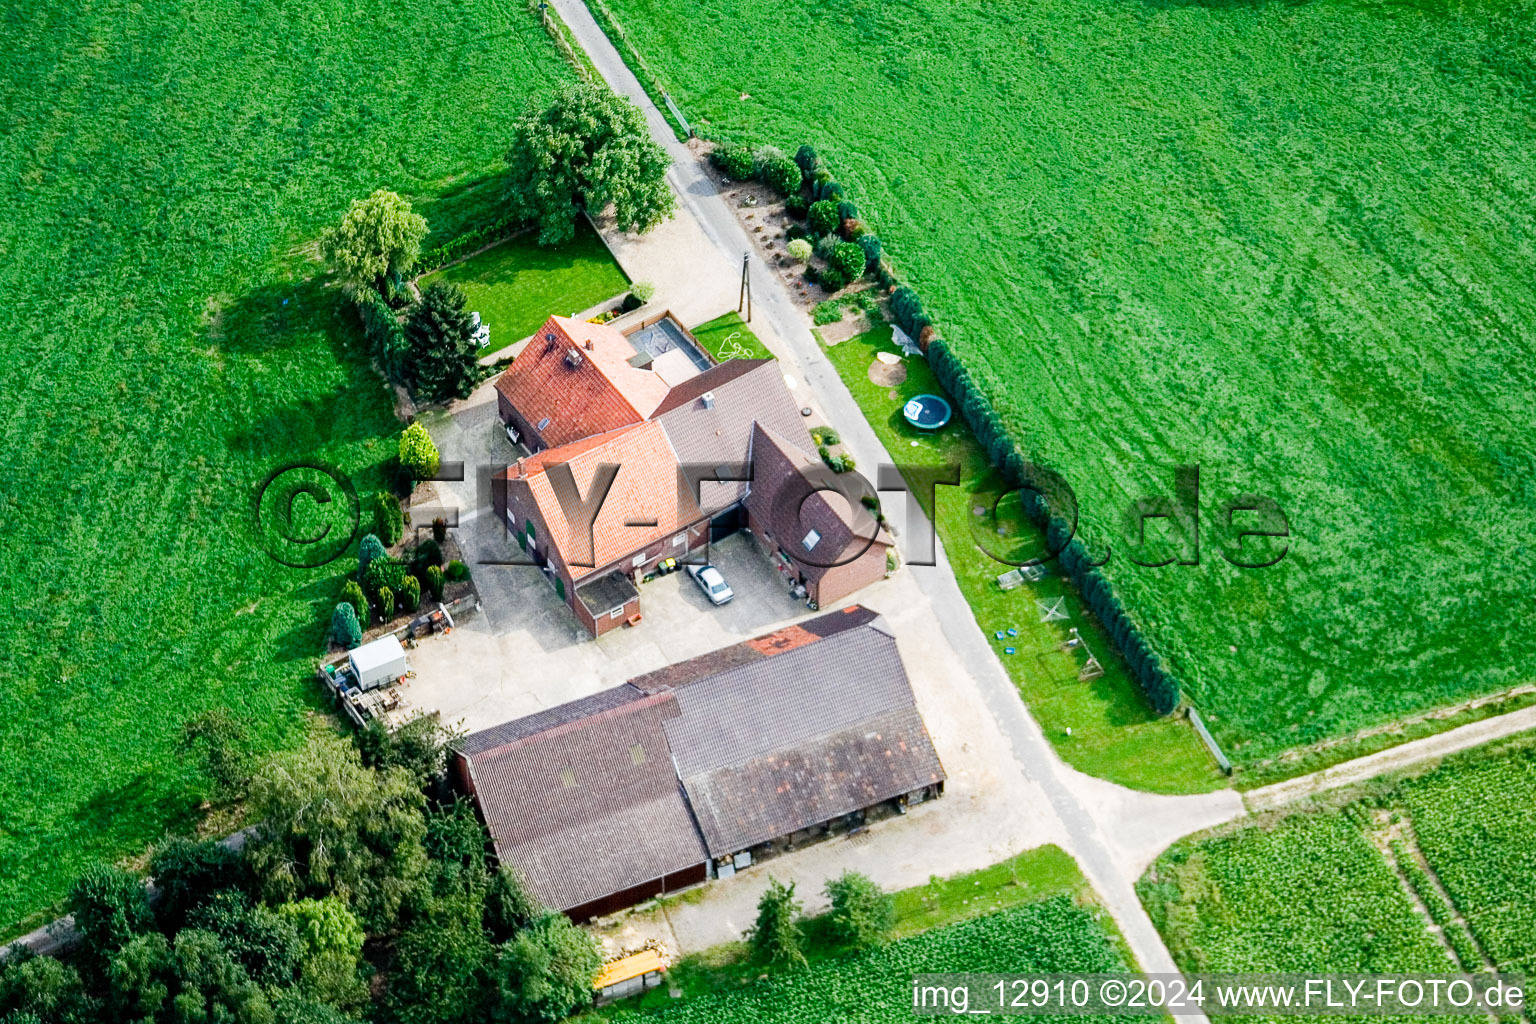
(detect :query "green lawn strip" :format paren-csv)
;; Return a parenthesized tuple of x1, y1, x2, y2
(690, 310, 774, 361)
(582, 844, 1135, 1021)
(0, 0, 577, 933)
(598, 0, 1536, 769)
(419, 219, 629, 353)
(823, 327, 1222, 793)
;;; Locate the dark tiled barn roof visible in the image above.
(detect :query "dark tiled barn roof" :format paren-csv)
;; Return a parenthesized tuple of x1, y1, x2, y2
(457, 688, 707, 913)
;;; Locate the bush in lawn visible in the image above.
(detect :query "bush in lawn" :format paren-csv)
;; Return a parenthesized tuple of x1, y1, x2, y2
(891, 285, 930, 339)
(331, 602, 363, 648)
(432, 517, 448, 544)
(180, 708, 255, 803)
(357, 533, 386, 578)
(340, 580, 368, 628)
(857, 233, 882, 270)
(823, 870, 892, 949)
(68, 863, 154, 968)
(711, 142, 755, 180)
(794, 143, 820, 177)
(398, 574, 421, 613)
(836, 199, 859, 222)
(506, 84, 674, 244)
(784, 194, 809, 218)
(815, 426, 840, 445)
(377, 586, 395, 622)
(786, 238, 813, 263)
(425, 564, 446, 601)
(371, 490, 402, 546)
(830, 240, 868, 283)
(762, 156, 803, 197)
(445, 560, 470, 582)
(404, 282, 479, 403)
(398, 421, 441, 482)
(807, 199, 840, 236)
(319, 189, 428, 297)
(747, 877, 805, 968)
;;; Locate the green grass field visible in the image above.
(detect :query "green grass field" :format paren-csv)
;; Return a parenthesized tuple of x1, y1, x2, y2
(691, 310, 773, 361)
(598, 0, 1536, 766)
(0, 0, 574, 935)
(418, 219, 628, 353)
(1140, 733, 1536, 988)
(823, 325, 1222, 791)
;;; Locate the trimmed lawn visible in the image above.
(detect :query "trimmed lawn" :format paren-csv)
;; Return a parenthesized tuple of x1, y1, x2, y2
(0, 0, 575, 936)
(822, 327, 1222, 793)
(690, 310, 774, 361)
(419, 219, 628, 353)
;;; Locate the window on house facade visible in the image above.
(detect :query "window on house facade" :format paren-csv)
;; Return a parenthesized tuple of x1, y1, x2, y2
(672, 533, 686, 547)
(631, 552, 646, 567)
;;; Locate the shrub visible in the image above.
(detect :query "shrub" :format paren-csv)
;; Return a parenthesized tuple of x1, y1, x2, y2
(371, 491, 402, 546)
(357, 291, 407, 384)
(484, 867, 545, 942)
(784, 194, 809, 218)
(398, 574, 421, 613)
(711, 142, 755, 180)
(857, 233, 882, 269)
(818, 444, 833, 465)
(836, 199, 859, 222)
(432, 517, 448, 544)
(445, 560, 470, 582)
(489, 913, 603, 1024)
(363, 557, 407, 601)
(354, 715, 460, 790)
(357, 533, 386, 577)
(340, 580, 368, 628)
(814, 232, 840, 260)
(841, 453, 857, 472)
(331, 603, 363, 647)
(807, 199, 840, 235)
(794, 143, 819, 178)
(377, 586, 395, 622)
(817, 426, 840, 445)
(180, 708, 254, 803)
(819, 265, 849, 292)
(891, 285, 929, 338)
(751, 143, 786, 169)
(425, 564, 446, 601)
(415, 214, 521, 275)
(813, 300, 844, 325)
(785, 238, 813, 263)
(631, 280, 655, 305)
(762, 156, 802, 197)
(277, 898, 367, 1010)
(830, 240, 868, 282)
(398, 422, 440, 482)
(842, 218, 867, 240)
(68, 863, 154, 967)
(414, 538, 444, 571)
(747, 877, 805, 968)
(823, 871, 892, 949)
(785, 219, 810, 241)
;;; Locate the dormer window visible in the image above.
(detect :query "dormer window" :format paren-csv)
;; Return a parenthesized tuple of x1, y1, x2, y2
(802, 529, 821, 551)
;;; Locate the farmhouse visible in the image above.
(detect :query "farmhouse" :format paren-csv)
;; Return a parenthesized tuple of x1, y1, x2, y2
(453, 606, 945, 920)
(491, 313, 892, 636)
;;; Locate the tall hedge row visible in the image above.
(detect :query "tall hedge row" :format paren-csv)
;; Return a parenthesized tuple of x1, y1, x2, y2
(924, 340, 1181, 716)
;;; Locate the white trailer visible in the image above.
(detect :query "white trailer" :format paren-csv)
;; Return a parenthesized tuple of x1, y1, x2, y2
(348, 634, 409, 691)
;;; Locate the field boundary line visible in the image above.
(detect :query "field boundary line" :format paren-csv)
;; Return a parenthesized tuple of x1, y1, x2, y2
(1243, 705, 1536, 813)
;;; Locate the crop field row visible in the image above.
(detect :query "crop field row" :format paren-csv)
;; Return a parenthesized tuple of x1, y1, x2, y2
(603, 896, 1141, 1024)
(1140, 733, 1536, 991)
(0, 0, 575, 933)
(600, 0, 1536, 766)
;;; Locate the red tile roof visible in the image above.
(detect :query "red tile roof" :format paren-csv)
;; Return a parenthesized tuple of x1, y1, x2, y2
(494, 316, 672, 449)
(508, 420, 702, 579)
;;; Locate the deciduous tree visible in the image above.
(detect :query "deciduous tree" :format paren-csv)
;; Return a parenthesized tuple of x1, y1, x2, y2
(747, 877, 805, 968)
(320, 190, 427, 297)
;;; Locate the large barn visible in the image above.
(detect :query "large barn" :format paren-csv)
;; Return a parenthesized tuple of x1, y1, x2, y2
(453, 606, 945, 920)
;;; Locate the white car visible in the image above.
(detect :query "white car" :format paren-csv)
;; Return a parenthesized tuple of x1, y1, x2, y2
(686, 563, 734, 605)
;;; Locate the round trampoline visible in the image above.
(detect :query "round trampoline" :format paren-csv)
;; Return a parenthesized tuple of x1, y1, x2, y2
(903, 394, 952, 431)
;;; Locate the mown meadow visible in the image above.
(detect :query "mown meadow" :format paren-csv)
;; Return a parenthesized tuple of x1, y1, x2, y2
(0, 0, 575, 933)
(1140, 733, 1536, 989)
(599, 0, 1536, 765)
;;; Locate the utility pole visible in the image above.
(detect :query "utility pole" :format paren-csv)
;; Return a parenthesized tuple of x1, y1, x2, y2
(738, 251, 752, 321)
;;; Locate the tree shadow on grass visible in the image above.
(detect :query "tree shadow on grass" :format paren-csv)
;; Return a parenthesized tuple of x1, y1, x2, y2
(71, 772, 201, 862)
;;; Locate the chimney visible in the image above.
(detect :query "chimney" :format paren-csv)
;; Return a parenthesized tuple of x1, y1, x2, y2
(564, 348, 584, 368)
(701, 391, 715, 410)
(585, 339, 593, 351)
